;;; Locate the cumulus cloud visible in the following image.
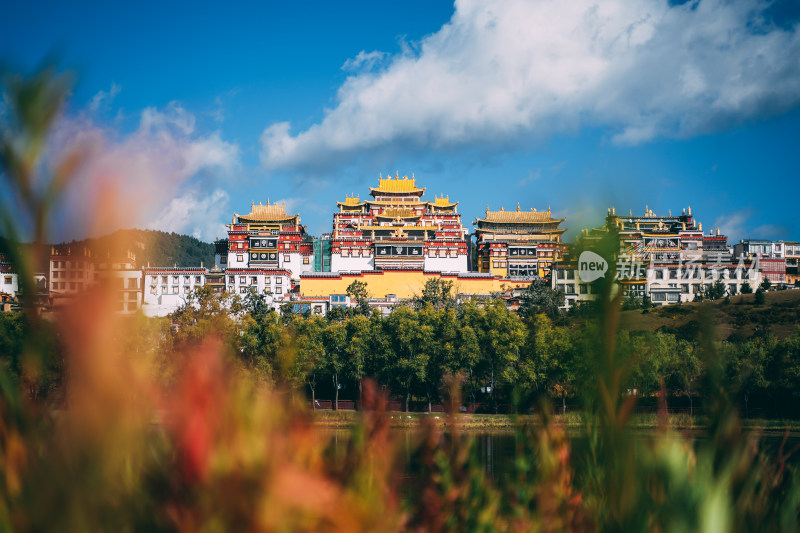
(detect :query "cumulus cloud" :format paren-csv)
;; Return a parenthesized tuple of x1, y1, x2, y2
(260, 0, 800, 171)
(47, 102, 240, 239)
(148, 189, 230, 241)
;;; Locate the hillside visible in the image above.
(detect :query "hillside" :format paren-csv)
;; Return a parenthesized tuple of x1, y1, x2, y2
(618, 289, 800, 341)
(55, 229, 214, 268)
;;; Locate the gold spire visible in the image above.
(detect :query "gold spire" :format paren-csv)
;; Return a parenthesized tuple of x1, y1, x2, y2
(516, 202, 520, 211)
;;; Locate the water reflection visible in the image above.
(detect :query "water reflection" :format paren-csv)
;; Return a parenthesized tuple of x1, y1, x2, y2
(323, 427, 800, 489)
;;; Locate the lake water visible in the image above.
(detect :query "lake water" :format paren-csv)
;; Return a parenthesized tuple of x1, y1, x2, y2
(325, 427, 800, 489)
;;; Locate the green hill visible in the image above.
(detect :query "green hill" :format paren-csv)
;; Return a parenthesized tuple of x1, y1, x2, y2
(55, 229, 214, 268)
(618, 289, 800, 341)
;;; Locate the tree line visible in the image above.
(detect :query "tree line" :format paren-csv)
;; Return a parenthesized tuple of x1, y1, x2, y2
(161, 280, 800, 417)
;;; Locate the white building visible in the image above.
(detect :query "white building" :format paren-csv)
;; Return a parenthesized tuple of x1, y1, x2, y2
(224, 268, 291, 298)
(50, 246, 142, 314)
(142, 267, 206, 317)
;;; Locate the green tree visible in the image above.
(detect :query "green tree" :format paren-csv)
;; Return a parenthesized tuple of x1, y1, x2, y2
(475, 300, 526, 413)
(239, 311, 285, 383)
(759, 278, 772, 291)
(708, 279, 727, 300)
(385, 307, 431, 412)
(413, 278, 455, 310)
(344, 314, 372, 404)
(242, 286, 271, 320)
(754, 288, 766, 305)
(740, 281, 753, 294)
(322, 322, 348, 410)
(346, 279, 371, 315)
(291, 315, 325, 408)
(667, 337, 701, 416)
(518, 280, 565, 319)
(722, 336, 771, 417)
(522, 313, 575, 413)
(170, 285, 242, 347)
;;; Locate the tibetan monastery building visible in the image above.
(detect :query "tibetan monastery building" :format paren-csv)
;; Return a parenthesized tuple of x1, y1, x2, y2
(606, 205, 719, 263)
(216, 200, 314, 281)
(331, 173, 469, 273)
(473, 205, 567, 279)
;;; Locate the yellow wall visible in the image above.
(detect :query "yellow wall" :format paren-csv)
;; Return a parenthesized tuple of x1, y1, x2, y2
(299, 270, 531, 299)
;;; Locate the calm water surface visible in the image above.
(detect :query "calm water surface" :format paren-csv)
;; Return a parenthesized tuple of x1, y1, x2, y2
(325, 428, 800, 488)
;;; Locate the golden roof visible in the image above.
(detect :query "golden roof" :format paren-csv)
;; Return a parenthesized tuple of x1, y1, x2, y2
(236, 201, 298, 222)
(337, 195, 363, 206)
(476, 227, 567, 234)
(369, 172, 425, 194)
(476, 206, 564, 224)
(432, 195, 457, 207)
(366, 200, 427, 205)
(377, 208, 419, 219)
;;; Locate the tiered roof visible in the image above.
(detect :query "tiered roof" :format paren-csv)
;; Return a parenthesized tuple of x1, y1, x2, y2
(369, 173, 425, 195)
(474, 205, 565, 226)
(235, 201, 299, 224)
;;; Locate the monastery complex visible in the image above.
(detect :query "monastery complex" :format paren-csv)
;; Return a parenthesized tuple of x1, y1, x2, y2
(2, 173, 798, 315)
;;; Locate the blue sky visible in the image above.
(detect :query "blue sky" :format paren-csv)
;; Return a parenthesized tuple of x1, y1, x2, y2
(2, 0, 799, 244)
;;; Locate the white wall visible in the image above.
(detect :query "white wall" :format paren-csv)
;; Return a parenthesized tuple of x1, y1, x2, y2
(142, 272, 205, 317)
(227, 251, 248, 268)
(424, 255, 468, 273)
(330, 254, 373, 273)
(279, 253, 314, 280)
(0, 272, 19, 297)
(225, 272, 290, 297)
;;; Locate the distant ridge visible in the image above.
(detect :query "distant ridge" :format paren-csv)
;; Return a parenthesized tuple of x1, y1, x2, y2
(52, 229, 214, 268)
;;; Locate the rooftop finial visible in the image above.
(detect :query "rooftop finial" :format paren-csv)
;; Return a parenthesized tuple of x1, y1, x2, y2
(395, 171, 399, 179)
(516, 202, 520, 211)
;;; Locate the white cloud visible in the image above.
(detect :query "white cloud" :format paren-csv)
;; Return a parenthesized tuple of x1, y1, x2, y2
(342, 50, 387, 72)
(751, 223, 786, 240)
(714, 209, 751, 242)
(148, 189, 230, 241)
(261, 0, 800, 171)
(516, 169, 541, 188)
(87, 82, 121, 112)
(47, 103, 240, 238)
